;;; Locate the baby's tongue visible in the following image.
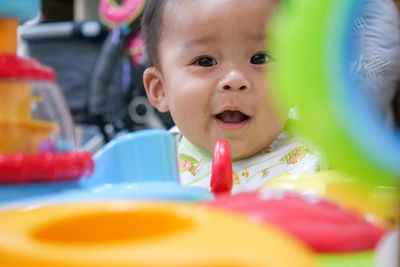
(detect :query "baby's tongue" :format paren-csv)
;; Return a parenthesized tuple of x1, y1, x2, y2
(217, 110, 246, 123)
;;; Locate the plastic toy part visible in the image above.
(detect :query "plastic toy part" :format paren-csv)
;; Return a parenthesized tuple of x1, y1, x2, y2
(210, 140, 233, 194)
(0, 54, 55, 81)
(0, 80, 73, 155)
(209, 189, 386, 253)
(81, 129, 179, 186)
(98, 0, 145, 28)
(0, 130, 211, 204)
(269, 0, 400, 185)
(0, 19, 18, 54)
(0, 201, 317, 267)
(0, 0, 40, 22)
(262, 170, 399, 226)
(0, 55, 76, 156)
(317, 251, 375, 267)
(128, 34, 145, 65)
(375, 230, 399, 267)
(0, 152, 94, 183)
(0, 5, 95, 202)
(78, 129, 212, 202)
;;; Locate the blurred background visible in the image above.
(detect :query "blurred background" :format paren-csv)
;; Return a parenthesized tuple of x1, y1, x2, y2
(16, 0, 400, 154)
(18, 0, 174, 153)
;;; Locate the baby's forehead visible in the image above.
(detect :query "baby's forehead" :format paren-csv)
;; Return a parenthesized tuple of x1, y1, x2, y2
(162, 0, 276, 25)
(160, 0, 272, 42)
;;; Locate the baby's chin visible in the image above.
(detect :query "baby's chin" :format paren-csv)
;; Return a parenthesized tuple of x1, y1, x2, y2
(189, 135, 272, 160)
(231, 150, 258, 161)
(229, 143, 269, 160)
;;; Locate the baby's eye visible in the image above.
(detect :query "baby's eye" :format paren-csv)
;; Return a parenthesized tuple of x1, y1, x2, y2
(250, 53, 270, 65)
(192, 56, 217, 67)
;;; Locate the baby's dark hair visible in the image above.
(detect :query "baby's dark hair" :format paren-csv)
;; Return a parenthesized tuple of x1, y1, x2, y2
(141, 0, 168, 67)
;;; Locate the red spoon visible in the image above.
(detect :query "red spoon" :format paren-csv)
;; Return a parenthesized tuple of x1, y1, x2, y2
(210, 140, 233, 195)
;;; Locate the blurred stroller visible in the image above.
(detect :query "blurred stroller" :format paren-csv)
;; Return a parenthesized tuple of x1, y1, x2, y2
(20, 0, 174, 152)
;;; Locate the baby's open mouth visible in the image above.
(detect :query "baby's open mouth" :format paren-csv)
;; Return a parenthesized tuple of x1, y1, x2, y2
(215, 110, 250, 123)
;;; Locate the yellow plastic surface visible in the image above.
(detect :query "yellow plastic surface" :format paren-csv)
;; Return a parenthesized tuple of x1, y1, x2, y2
(0, 201, 317, 267)
(0, 81, 32, 120)
(0, 18, 18, 54)
(0, 81, 59, 154)
(0, 120, 59, 154)
(262, 170, 399, 226)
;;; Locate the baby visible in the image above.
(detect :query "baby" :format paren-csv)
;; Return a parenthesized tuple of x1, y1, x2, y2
(141, 0, 320, 193)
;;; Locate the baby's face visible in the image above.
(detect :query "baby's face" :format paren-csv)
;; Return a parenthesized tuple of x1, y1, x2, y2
(157, 0, 284, 159)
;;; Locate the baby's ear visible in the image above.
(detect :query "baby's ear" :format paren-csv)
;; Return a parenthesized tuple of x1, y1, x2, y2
(143, 67, 169, 112)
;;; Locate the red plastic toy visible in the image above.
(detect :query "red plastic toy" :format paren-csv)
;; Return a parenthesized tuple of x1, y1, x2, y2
(209, 190, 387, 253)
(210, 140, 233, 194)
(0, 152, 94, 184)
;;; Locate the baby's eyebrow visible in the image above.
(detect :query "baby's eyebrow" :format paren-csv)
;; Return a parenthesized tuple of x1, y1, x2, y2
(248, 34, 266, 42)
(182, 33, 265, 49)
(182, 36, 218, 48)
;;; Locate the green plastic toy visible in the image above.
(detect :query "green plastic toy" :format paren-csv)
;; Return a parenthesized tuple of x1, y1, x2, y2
(269, 0, 400, 187)
(269, 0, 399, 266)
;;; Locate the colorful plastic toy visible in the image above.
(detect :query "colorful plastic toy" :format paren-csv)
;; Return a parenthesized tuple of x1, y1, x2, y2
(98, 0, 145, 29)
(262, 170, 398, 226)
(265, 0, 400, 264)
(209, 189, 387, 267)
(0, 200, 317, 267)
(128, 33, 145, 66)
(77, 129, 212, 202)
(0, 0, 94, 197)
(269, 0, 400, 186)
(0, 130, 212, 204)
(375, 230, 399, 267)
(0, 0, 40, 24)
(210, 140, 233, 194)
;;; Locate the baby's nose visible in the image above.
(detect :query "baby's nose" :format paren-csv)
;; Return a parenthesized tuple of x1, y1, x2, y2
(219, 69, 250, 91)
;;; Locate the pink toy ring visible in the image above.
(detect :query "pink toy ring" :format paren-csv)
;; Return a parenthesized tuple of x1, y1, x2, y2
(99, 0, 146, 28)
